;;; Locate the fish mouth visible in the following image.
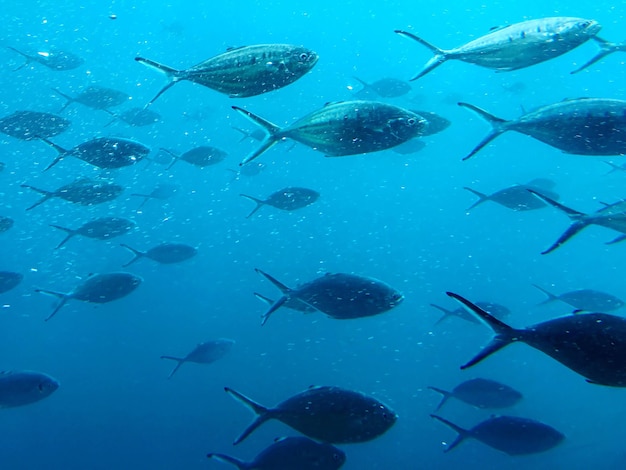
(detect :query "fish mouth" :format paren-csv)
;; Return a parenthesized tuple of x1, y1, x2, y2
(583, 20, 602, 36)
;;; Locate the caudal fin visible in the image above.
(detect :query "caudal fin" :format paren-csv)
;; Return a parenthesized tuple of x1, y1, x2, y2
(34, 289, 69, 321)
(206, 453, 249, 470)
(224, 387, 271, 445)
(231, 107, 282, 165)
(430, 303, 455, 326)
(446, 292, 520, 370)
(254, 269, 294, 325)
(120, 244, 145, 267)
(458, 102, 510, 160)
(160, 356, 185, 378)
(38, 137, 69, 171)
(428, 386, 453, 411)
(7, 47, 32, 71)
(21, 184, 52, 211)
(49, 225, 77, 249)
(239, 194, 266, 218)
(50, 88, 75, 112)
(532, 284, 559, 306)
(431, 414, 471, 452)
(571, 37, 626, 74)
(463, 187, 490, 210)
(135, 57, 183, 107)
(394, 30, 449, 81)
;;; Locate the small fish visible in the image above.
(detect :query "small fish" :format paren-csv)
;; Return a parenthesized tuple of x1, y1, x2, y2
(352, 77, 411, 98)
(428, 378, 523, 411)
(431, 414, 564, 455)
(225, 385, 397, 444)
(448, 291, 626, 386)
(0, 110, 70, 140)
(35, 272, 143, 321)
(103, 107, 161, 127)
(255, 269, 404, 325)
(135, 44, 318, 105)
(130, 183, 179, 210)
(161, 338, 234, 378)
(0, 271, 23, 294)
(207, 436, 346, 470)
(50, 217, 135, 249)
(8, 46, 83, 71)
(233, 101, 427, 165)
(160, 146, 227, 169)
(0, 216, 14, 233)
(40, 136, 150, 171)
(459, 98, 626, 160)
(0, 371, 59, 408)
(52, 86, 129, 112)
(571, 36, 626, 74)
(464, 179, 559, 211)
(21, 178, 124, 211)
(533, 284, 624, 313)
(431, 301, 510, 325)
(396, 17, 601, 80)
(240, 187, 319, 218)
(120, 243, 197, 266)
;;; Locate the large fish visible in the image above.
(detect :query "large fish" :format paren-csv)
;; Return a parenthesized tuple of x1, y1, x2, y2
(431, 415, 564, 455)
(233, 101, 427, 164)
(448, 292, 626, 386)
(225, 385, 397, 444)
(428, 378, 522, 411)
(161, 338, 234, 378)
(459, 98, 626, 160)
(21, 178, 124, 210)
(0, 111, 70, 140)
(533, 284, 624, 313)
(571, 36, 626, 74)
(396, 17, 601, 80)
(7, 46, 83, 71)
(50, 217, 135, 249)
(35, 272, 143, 321)
(528, 190, 626, 253)
(120, 243, 197, 266)
(0, 371, 59, 408)
(240, 187, 319, 218)
(207, 436, 346, 470)
(135, 44, 318, 105)
(255, 268, 404, 325)
(40, 136, 150, 171)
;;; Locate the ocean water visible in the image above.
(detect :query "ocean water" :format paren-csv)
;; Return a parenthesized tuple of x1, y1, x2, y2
(2, 1, 626, 469)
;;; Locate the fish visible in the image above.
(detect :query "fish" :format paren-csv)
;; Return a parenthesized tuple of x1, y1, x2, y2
(428, 378, 523, 411)
(21, 178, 124, 211)
(135, 44, 318, 105)
(103, 107, 161, 127)
(51, 86, 130, 112)
(240, 187, 320, 218)
(7, 46, 83, 71)
(390, 139, 426, 155)
(50, 217, 136, 249)
(255, 268, 404, 325)
(431, 301, 510, 325)
(161, 338, 235, 378)
(160, 146, 227, 169)
(458, 98, 626, 160)
(352, 77, 411, 98)
(571, 36, 626, 74)
(447, 291, 626, 386)
(0, 216, 14, 233)
(35, 272, 143, 321)
(603, 161, 626, 175)
(130, 183, 179, 210)
(120, 243, 197, 266)
(0, 271, 23, 294)
(0, 371, 59, 408)
(207, 436, 346, 470)
(39, 136, 150, 171)
(225, 385, 397, 444)
(431, 414, 564, 455)
(233, 101, 427, 165)
(464, 179, 559, 211)
(396, 17, 601, 80)
(533, 284, 625, 313)
(226, 162, 266, 181)
(410, 110, 451, 136)
(528, 190, 626, 253)
(0, 110, 71, 140)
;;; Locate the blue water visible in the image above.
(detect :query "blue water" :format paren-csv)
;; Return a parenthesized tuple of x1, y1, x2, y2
(2, 1, 626, 469)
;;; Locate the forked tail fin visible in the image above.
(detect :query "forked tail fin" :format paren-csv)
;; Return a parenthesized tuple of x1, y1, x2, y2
(231, 106, 282, 165)
(394, 31, 449, 81)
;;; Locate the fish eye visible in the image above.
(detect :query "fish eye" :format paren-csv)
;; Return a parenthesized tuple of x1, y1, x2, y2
(299, 52, 309, 60)
(407, 118, 417, 126)
(38, 383, 44, 392)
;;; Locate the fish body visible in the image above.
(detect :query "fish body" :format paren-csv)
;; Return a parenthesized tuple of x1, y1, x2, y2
(161, 146, 227, 169)
(52, 86, 129, 112)
(8, 47, 83, 71)
(0, 271, 23, 294)
(240, 187, 319, 217)
(50, 217, 135, 249)
(226, 385, 397, 444)
(428, 378, 523, 411)
(0, 371, 59, 408)
(533, 284, 624, 313)
(465, 180, 558, 211)
(136, 44, 318, 104)
(234, 100, 427, 164)
(120, 243, 197, 266)
(397, 17, 601, 80)
(161, 338, 235, 378)
(0, 110, 70, 140)
(0, 216, 14, 233)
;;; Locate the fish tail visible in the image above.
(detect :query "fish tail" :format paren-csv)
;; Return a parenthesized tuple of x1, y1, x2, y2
(540, 221, 589, 255)
(463, 187, 490, 210)
(135, 57, 183, 107)
(158, 148, 180, 169)
(531, 284, 559, 306)
(570, 37, 623, 74)
(7, 47, 31, 71)
(231, 126, 253, 143)
(239, 194, 266, 218)
(21, 184, 52, 211)
(38, 138, 68, 171)
(254, 268, 292, 294)
(34, 289, 69, 321)
(603, 161, 624, 175)
(254, 269, 293, 324)
(431, 414, 470, 452)
(446, 292, 520, 369)
(49, 225, 77, 249)
(253, 292, 274, 305)
(224, 387, 270, 445)
(130, 193, 151, 211)
(352, 76, 371, 90)
(394, 30, 448, 81)
(50, 88, 74, 112)
(120, 244, 145, 267)
(430, 303, 454, 326)
(457, 103, 509, 160)
(160, 356, 185, 378)
(526, 190, 585, 218)
(427, 386, 452, 411)
(102, 109, 118, 128)
(206, 453, 249, 470)
(606, 234, 626, 245)
(231, 107, 282, 165)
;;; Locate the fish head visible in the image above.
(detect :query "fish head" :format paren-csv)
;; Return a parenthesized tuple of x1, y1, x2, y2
(38, 375, 60, 397)
(386, 112, 427, 141)
(556, 18, 601, 40)
(285, 46, 319, 74)
(317, 443, 346, 469)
